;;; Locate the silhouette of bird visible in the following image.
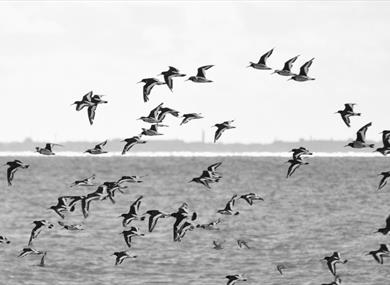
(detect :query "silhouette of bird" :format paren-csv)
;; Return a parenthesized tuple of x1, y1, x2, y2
(239, 193, 264, 206)
(36, 143, 62, 155)
(286, 158, 308, 178)
(378, 171, 390, 190)
(144, 210, 169, 232)
(119, 196, 145, 227)
(225, 274, 247, 285)
(248, 48, 274, 70)
(138, 103, 163, 124)
(272, 55, 299, 76)
(276, 264, 287, 275)
(180, 113, 203, 125)
(213, 240, 225, 250)
(71, 91, 94, 111)
(28, 220, 53, 246)
(213, 120, 235, 143)
(58, 221, 84, 231)
(121, 227, 144, 247)
(3, 160, 29, 186)
(117, 175, 145, 184)
(189, 163, 222, 189)
(345, 122, 374, 148)
(18, 247, 44, 258)
(159, 66, 186, 91)
(291, 147, 312, 160)
(49, 196, 81, 219)
(187, 65, 214, 83)
(237, 239, 250, 249)
(335, 104, 361, 127)
(289, 58, 315, 81)
(112, 251, 137, 266)
(323, 252, 348, 276)
(367, 244, 390, 264)
(375, 215, 390, 235)
(157, 106, 180, 122)
(375, 131, 390, 155)
(121, 136, 147, 155)
(141, 124, 166, 136)
(218, 194, 239, 215)
(70, 174, 96, 187)
(84, 140, 108, 154)
(176, 220, 196, 242)
(170, 203, 197, 242)
(138, 78, 165, 102)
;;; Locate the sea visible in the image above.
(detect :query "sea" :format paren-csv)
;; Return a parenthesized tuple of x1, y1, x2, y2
(0, 153, 389, 285)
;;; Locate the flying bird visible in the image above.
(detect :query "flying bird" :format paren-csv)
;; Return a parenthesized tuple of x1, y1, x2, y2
(121, 136, 147, 155)
(3, 160, 29, 186)
(335, 103, 361, 127)
(248, 48, 274, 70)
(70, 174, 96, 187)
(345, 122, 374, 148)
(71, 91, 94, 111)
(323, 252, 348, 276)
(225, 274, 247, 285)
(112, 251, 137, 266)
(286, 158, 308, 178)
(289, 58, 315, 81)
(28, 220, 54, 246)
(119, 196, 145, 227)
(138, 103, 163, 124)
(378, 171, 390, 190)
(35, 143, 62, 155)
(144, 210, 169, 232)
(180, 113, 203, 125)
(159, 66, 186, 91)
(218, 194, 239, 215)
(187, 65, 214, 83)
(272, 55, 299, 76)
(291, 147, 312, 160)
(237, 239, 250, 249)
(138, 78, 165, 102)
(375, 130, 390, 155)
(239, 193, 264, 206)
(141, 124, 166, 136)
(213, 240, 225, 250)
(367, 244, 390, 264)
(375, 215, 390, 235)
(18, 247, 44, 258)
(84, 140, 108, 154)
(121, 227, 144, 248)
(213, 120, 235, 143)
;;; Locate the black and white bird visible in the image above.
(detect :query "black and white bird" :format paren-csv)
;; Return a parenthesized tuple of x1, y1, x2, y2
(36, 143, 62, 155)
(141, 124, 166, 136)
(3, 160, 29, 186)
(272, 55, 299, 76)
(144, 210, 169, 232)
(180, 113, 203, 125)
(378, 171, 390, 190)
(225, 274, 247, 285)
(49, 196, 81, 219)
(239, 193, 264, 206)
(119, 196, 145, 227)
(375, 215, 390, 235)
(375, 130, 390, 156)
(157, 106, 180, 122)
(187, 65, 214, 83)
(286, 157, 308, 178)
(121, 227, 144, 247)
(18, 247, 44, 258)
(176, 220, 196, 242)
(248, 49, 274, 70)
(138, 103, 163, 124)
(170, 203, 197, 242)
(138, 78, 165, 102)
(291, 147, 312, 160)
(218, 194, 239, 215)
(84, 140, 108, 154)
(335, 103, 361, 127)
(0, 235, 11, 244)
(58, 221, 84, 231)
(345, 122, 374, 148)
(213, 240, 225, 250)
(70, 174, 96, 187)
(367, 244, 390, 264)
(323, 252, 348, 276)
(28, 220, 54, 246)
(197, 218, 222, 230)
(189, 162, 222, 189)
(72, 91, 94, 111)
(159, 66, 186, 91)
(237, 239, 250, 249)
(289, 58, 315, 81)
(112, 251, 137, 266)
(121, 136, 147, 155)
(213, 120, 235, 143)
(117, 175, 145, 184)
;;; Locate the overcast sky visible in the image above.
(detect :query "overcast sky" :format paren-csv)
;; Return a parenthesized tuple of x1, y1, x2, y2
(0, 1, 389, 143)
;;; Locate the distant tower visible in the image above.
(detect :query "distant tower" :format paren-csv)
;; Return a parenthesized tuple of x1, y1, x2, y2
(201, 129, 205, 144)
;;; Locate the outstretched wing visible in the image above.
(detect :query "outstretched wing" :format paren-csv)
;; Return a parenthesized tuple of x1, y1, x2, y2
(196, 65, 213, 78)
(258, 48, 274, 65)
(299, 58, 314, 76)
(87, 105, 97, 125)
(282, 55, 299, 71)
(207, 162, 222, 172)
(356, 122, 372, 143)
(95, 140, 107, 150)
(82, 91, 93, 102)
(344, 103, 355, 113)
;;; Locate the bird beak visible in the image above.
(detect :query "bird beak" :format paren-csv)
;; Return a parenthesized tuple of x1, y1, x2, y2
(136, 81, 142, 84)
(271, 71, 276, 74)
(344, 145, 349, 147)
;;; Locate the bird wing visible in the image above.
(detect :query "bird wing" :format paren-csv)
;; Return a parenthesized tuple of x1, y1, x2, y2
(87, 105, 97, 125)
(164, 74, 174, 90)
(341, 113, 351, 127)
(356, 122, 372, 142)
(95, 140, 107, 150)
(168, 66, 180, 73)
(282, 55, 299, 71)
(258, 48, 274, 65)
(45, 143, 53, 152)
(196, 65, 213, 78)
(344, 103, 355, 112)
(287, 161, 301, 178)
(214, 127, 226, 143)
(299, 58, 314, 76)
(207, 162, 222, 172)
(148, 103, 164, 119)
(381, 131, 390, 147)
(378, 175, 388, 190)
(82, 91, 93, 102)
(7, 166, 18, 186)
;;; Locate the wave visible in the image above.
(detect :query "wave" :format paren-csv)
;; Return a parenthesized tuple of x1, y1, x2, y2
(0, 151, 385, 157)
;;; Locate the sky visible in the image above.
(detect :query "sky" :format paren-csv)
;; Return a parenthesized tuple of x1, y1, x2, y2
(0, 1, 389, 144)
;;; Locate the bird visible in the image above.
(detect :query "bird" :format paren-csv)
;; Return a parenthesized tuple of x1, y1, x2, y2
(138, 78, 165, 102)
(286, 157, 309, 178)
(138, 103, 163, 124)
(321, 275, 342, 285)
(3, 160, 29, 186)
(367, 244, 390, 264)
(170, 203, 197, 242)
(218, 194, 239, 215)
(213, 240, 225, 250)
(176, 220, 196, 242)
(289, 58, 315, 81)
(375, 215, 390, 235)
(71, 91, 94, 111)
(196, 218, 222, 230)
(84, 140, 108, 154)
(119, 196, 145, 227)
(80, 193, 102, 218)
(276, 264, 287, 275)
(28, 220, 54, 246)
(375, 131, 390, 155)
(144, 210, 169, 232)
(323, 252, 348, 276)
(49, 196, 81, 219)
(378, 171, 390, 190)
(291, 147, 312, 160)
(18, 247, 44, 258)
(117, 175, 145, 184)
(121, 136, 147, 155)
(335, 104, 361, 127)
(35, 143, 62, 155)
(180, 113, 203, 125)
(187, 65, 214, 83)
(0, 236, 10, 244)
(121, 227, 144, 247)
(58, 221, 84, 231)
(189, 163, 222, 189)
(157, 106, 180, 122)
(87, 96, 107, 125)
(239, 193, 264, 206)
(248, 48, 274, 70)
(70, 174, 96, 187)
(213, 120, 235, 143)
(159, 66, 186, 91)
(225, 274, 247, 285)
(237, 239, 250, 249)
(141, 124, 166, 136)
(345, 122, 374, 148)
(272, 55, 299, 76)
(112, 251, 137, 266)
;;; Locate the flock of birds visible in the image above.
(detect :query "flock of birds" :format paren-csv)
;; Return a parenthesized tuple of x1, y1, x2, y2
(0, 48, 389, 285)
